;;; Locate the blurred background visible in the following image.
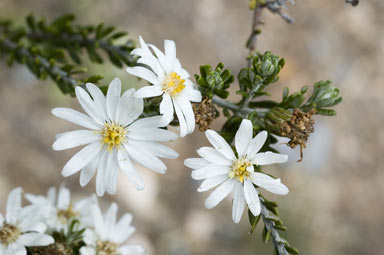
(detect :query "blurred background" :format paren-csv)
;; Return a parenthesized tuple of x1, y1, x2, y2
(0, 0, 383, 254)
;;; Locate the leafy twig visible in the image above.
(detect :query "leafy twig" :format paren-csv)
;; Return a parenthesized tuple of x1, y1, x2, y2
(260, 197, 299, 255)
(0, 38, 100, 94)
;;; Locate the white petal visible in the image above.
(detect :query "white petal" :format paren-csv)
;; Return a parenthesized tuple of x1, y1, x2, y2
(191, 165, 230, 180)
(251, 172, 289, 195)
(106, 155, 119, 195)
(96, 150, 108, 197)
(75, 86, 104, 124)
(17, 233, 54, 246)
(177, 68, 190, 80)
(0, 213, 4, 226)
(119, 244, 146, 255)
(172, 98, 189, 137)
(126, 66, 160, 85)
(196, 147, 232, 165)
(164, 39, 176, 65)
(6, 187, 22, 223)
(57, 185, 70, 209)
(129, 140, 178, 159)
(243, 180, 261, 216)
(235, 119, 253, 157)
(115, 89, 144, 126)
(104, 151, 118, 195)
(134, 85, 163, 98)
(86, 83, 107, 120)
(133, 36, 163, 76)
(80, 247, 95, 255)
(184, 158, 210, 169)
(204, 179, 235, 209)
(118, 149, 145, 190)
(232, 182, 246, 223)
(205, 130, 235, 160)
(252, 152, 288, 165)
(7, 242, 26, 255)
(115, 213, 134, 242)
(80, 155, 99, 187)
(246, 131, 268, 159)
(159, 93, 174, 126)
(149, 44, 170, 73)
(124, 143, 167, 174)
(106, 78, 121, 121)
(197, 175, 228, 192)
(104, 202, 118, 237)
(128, 116, 163, 130)
(62, 141, 102, 177)
(91, 203, 105, 237)
(27, 222, 46, 233)
(53, 130, 99, 151)
(175, 95, 195, 134)
(128, 128, 177, 142)
(184, 87, 202, 102)
(134, 48, 164, 79)
(47, 187, 56, 204)
(51, 108, 100, 130)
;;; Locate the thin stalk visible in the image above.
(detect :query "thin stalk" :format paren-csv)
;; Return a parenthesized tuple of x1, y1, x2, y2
(260, 197, 289, 255)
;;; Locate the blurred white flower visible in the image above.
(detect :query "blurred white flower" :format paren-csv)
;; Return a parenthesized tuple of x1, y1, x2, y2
(184, 119, 289, 223)
(0, 188, 54, 254)
(80, 203, 145, 255)
(52, 77, 178, 196)
(25, 185, 96, 231)
(127, 36, 202, 137)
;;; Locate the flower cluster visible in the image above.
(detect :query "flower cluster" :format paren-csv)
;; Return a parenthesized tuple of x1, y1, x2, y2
(0, 186, 145, 255)
(51, 37, 291, 226)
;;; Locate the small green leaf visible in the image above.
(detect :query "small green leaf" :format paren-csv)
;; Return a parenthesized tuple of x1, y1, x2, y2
(262, 225, 271, 244)
(248, 209, 261, 234)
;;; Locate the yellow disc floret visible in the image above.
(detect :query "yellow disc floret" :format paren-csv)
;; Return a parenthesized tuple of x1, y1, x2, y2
(162, 72, 185, 96)
(101, 122, 127, 151)
(228, 157, 252, 183)
(97, 240, 118, 255)
(0, 223, 21, 246)
(57, 204, 78, 224)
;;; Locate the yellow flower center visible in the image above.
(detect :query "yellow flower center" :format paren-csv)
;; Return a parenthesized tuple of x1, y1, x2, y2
(96, 240, 118, 255)
(162, 72, 185, 96)
(228, 157, 252, 183)
(57, 204, 78, 224)
(101, 122, 127, 151)
(0, 223, 21, 246)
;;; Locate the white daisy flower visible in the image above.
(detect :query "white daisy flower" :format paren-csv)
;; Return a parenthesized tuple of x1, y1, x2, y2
(52, 77, 179, 196)
(126, 36, 202, 137)
(80, 203, 145, 255)
(184, 119, 289, 223)
(25, 185, 97, 231)
(0, 188, 54, 254)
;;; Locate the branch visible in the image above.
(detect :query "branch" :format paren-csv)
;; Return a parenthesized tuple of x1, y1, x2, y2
(260, 198, 289, 255)
(0, 38, 97, 94)
(264, 0, 295, 24)
(1, 38, 76, 86)
(26, 30, 136, 67)
(246, 5, 263, 55)
(345, 0, 359, 6)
